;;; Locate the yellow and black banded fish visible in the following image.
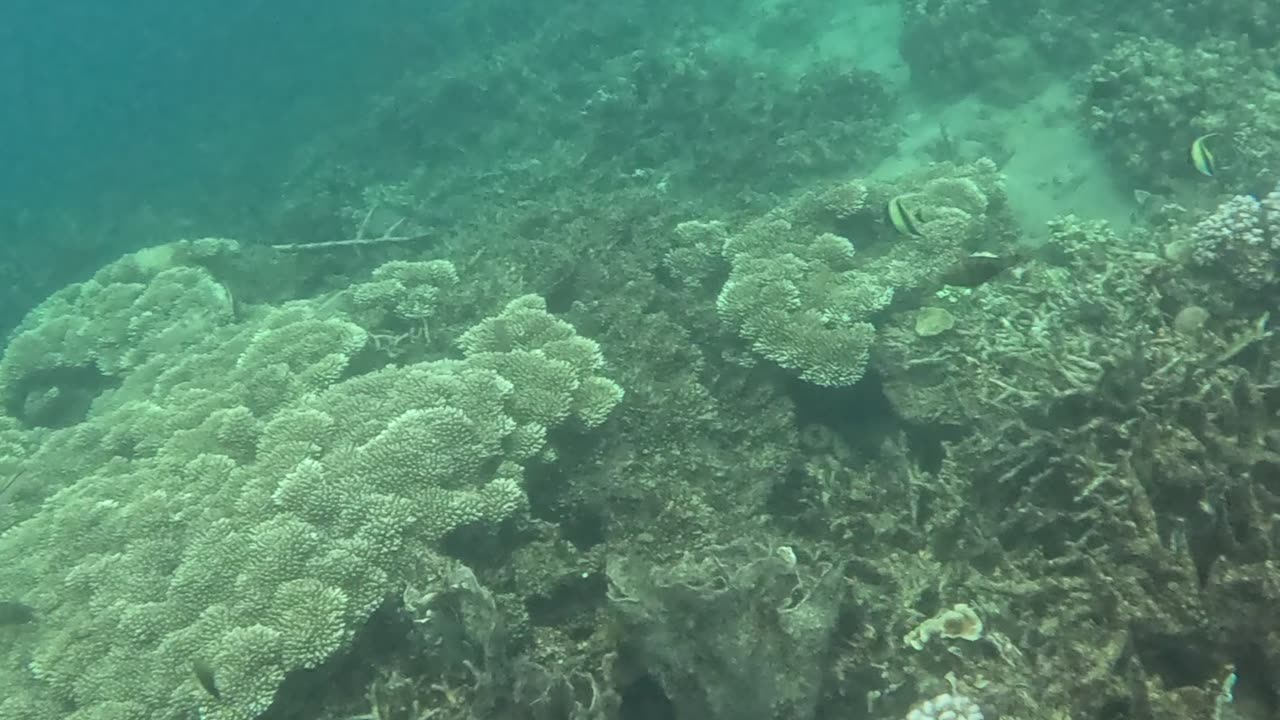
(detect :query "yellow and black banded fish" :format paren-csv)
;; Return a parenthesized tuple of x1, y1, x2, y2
(1190, 133, 1219, 177)
(888, 195, 926, 237)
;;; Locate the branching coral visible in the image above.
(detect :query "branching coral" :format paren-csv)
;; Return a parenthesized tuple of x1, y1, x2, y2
(0, 244, 623, 720)
(716, 233, 890, 386)
(1083, 37, 1280, 191)
(347, 259, 460, 338)
(700, 160, 1010, 386)
(0, 239, 240, 425)
(1186, 183, 1280, 291)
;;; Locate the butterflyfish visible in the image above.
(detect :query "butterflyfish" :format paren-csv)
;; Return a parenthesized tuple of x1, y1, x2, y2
(888, 195, 926, 237)
(1190, 133, 1219, 177)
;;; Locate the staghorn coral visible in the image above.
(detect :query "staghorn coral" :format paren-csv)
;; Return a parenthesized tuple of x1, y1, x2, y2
(0, 244, 622, 720)
(873, 214, 1158, 427)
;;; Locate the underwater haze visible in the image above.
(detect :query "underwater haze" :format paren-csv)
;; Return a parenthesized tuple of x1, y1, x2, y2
(0, 0, 1278, 719)
(0, 0, 450, 326)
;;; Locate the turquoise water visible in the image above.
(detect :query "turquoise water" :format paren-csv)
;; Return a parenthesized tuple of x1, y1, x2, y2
(0, 1, 1276, 718)
(0, 0, 449, 324)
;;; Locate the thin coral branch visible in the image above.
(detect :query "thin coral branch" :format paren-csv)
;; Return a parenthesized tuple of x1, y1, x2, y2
(272, 232, 432, 252)
(0, 469, 24, 498)
(273, 204, 430, 251)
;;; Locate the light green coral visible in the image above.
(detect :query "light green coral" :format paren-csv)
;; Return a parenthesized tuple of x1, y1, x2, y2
(665, 220, 729, 288)
(699, 160, 1010, 387)
(268, 579, 352, 669)
(716, 220, 892, 386)
(460, 294, 626, 431)
(0, 240, 240, 426)
(0, 244, 623, 720)
(793, 179, 870, 223)
(347, 258, 459, 338)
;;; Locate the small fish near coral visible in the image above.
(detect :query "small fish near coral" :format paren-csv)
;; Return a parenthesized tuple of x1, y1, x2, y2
(1190, 133, 1219, 177)
(887, 195, 927, 237)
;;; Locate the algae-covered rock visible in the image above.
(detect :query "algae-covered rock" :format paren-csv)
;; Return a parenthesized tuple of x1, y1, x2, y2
(914, 307, 956, 337)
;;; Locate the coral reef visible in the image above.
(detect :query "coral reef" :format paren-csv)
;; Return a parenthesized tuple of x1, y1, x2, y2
(902, 0, 1280, 105)
(8, 4, 1280, 719)
(0, 243, 621, 719)
(784, 197, 1280, 720)
(872, 214, 1151, 427)
(6, 151, 1280, 720)
(275, 12, 901, 254)
(580, 47, 899, 190)
(1185, 183, 1280, 293)
(899, 0, 1047, 102)
(1083, 37, 1280, 192)
(700, 159, 1013, 386)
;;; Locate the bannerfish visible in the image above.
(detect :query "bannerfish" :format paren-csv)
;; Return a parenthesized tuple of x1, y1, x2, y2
(1191, 133, 1219, 177)
(888, 195, 926, 237)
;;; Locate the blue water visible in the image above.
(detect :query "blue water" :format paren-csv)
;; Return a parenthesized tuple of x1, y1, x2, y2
(1, 0, 442, 218)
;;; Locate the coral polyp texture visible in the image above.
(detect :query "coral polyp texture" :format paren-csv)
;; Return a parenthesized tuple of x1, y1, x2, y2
(0, 242, 621, 719)
(1188, 183, 1280, 291)
(699, 159, 1012, 386)
(1082, 37, 1280, 191)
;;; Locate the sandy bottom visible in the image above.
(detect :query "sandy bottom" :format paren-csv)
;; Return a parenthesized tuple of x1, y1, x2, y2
(776, 0, 1139, 239)
(879, 82, 1137, 238)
